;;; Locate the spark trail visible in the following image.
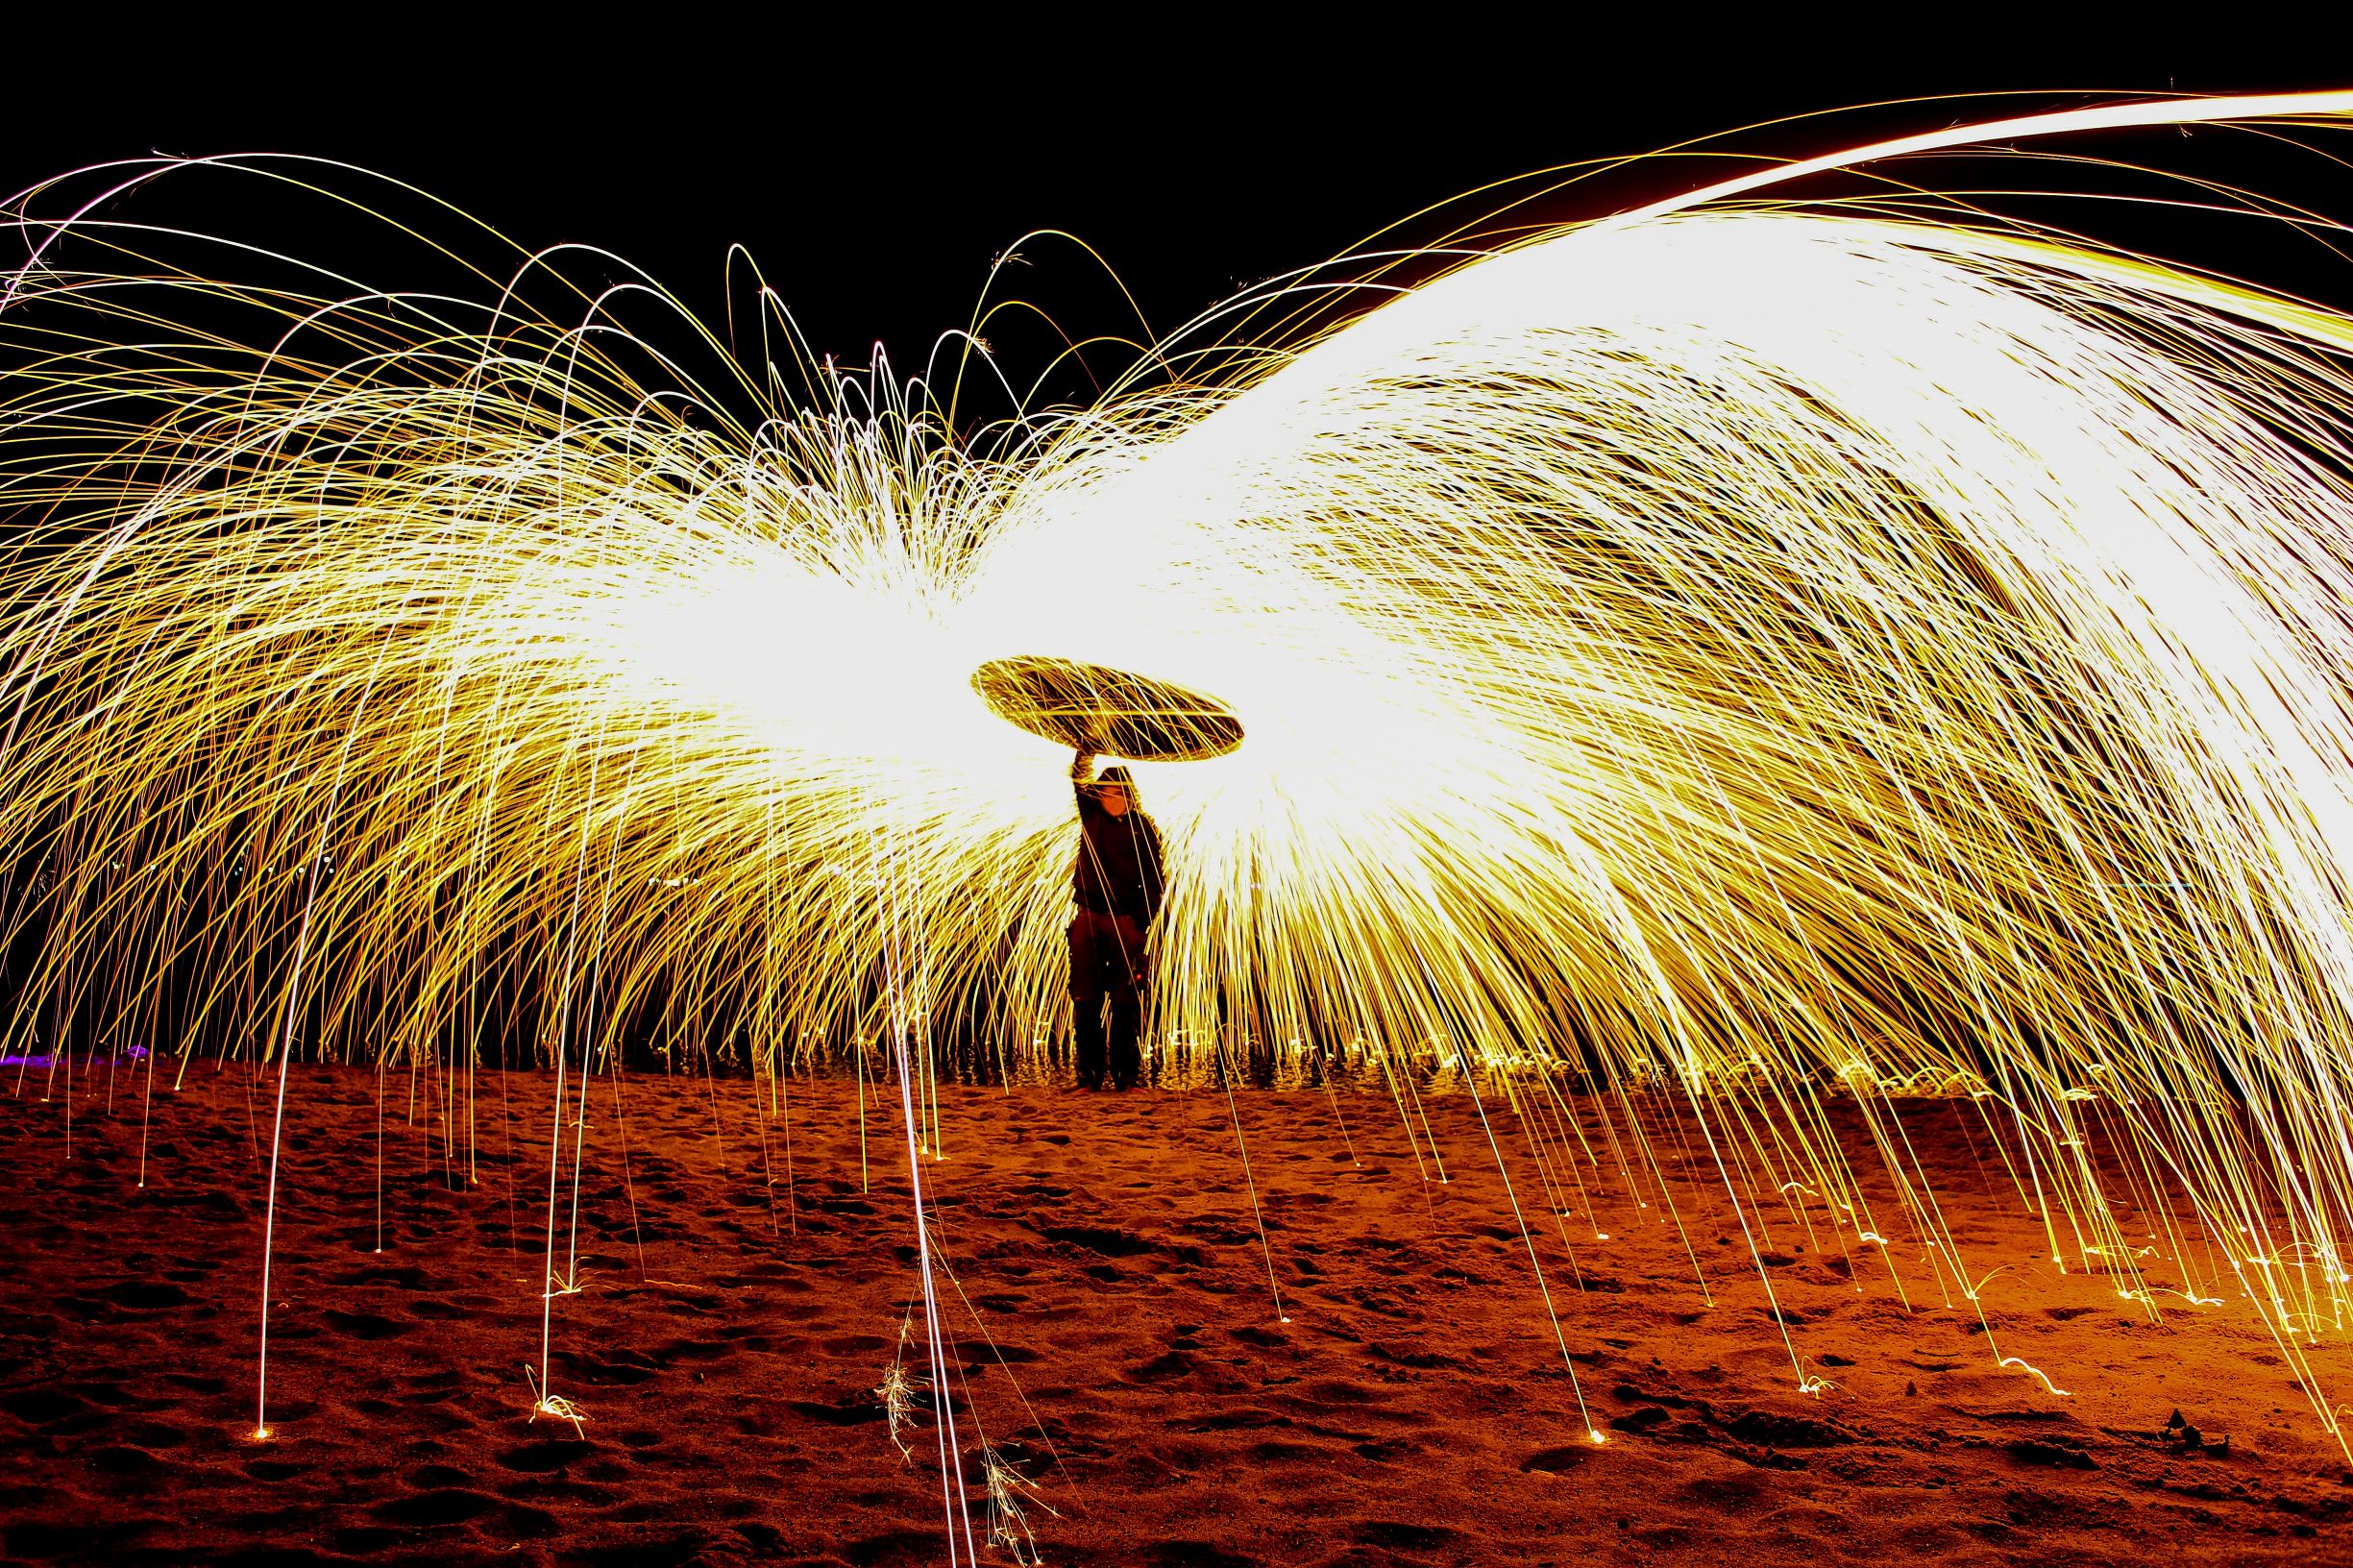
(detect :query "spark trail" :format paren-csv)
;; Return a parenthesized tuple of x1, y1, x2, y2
(7, 92, 2353, 1449)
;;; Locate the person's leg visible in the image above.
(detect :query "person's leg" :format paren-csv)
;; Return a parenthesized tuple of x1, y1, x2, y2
(1075, 997, 1108, 1090)
(1067, 913, 1107, 1089)
(1106, 916, 1144, 1090)
(1107, 986, 1141, 1089)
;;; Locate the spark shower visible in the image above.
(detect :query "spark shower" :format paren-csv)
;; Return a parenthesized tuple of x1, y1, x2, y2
(8, 91, 2353, 1458)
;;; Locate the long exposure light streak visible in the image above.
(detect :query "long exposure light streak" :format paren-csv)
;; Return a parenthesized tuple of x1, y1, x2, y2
(7, 90, 2353, 1465)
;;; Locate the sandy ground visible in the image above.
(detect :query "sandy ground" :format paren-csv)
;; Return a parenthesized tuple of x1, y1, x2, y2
(4, 1058, 2352, 1567)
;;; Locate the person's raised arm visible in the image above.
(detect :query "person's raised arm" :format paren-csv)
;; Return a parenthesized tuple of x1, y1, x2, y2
(1071, 748, 1096, 813)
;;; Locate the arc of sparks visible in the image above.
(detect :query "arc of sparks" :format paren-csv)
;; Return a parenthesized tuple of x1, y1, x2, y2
(7, 91, 2353, 1456)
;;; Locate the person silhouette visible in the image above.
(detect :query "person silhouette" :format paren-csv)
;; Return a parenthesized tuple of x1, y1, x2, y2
(1067, 748, 1164, 1090)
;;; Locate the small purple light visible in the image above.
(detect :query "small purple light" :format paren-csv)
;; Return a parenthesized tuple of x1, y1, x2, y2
(0, 1046, 151, 1068)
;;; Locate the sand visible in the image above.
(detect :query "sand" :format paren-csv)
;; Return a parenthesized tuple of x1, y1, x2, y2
(4, 1058, 2351, 1566)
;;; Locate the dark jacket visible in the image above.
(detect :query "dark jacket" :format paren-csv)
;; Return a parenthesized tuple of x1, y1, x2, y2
(1072, 781, 1164, 922)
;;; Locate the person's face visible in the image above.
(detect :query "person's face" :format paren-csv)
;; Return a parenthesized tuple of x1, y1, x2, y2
(1099, 785, 1131, 818)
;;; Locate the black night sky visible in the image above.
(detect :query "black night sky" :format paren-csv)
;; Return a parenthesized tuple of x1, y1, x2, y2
(6, 28, 2344, 405)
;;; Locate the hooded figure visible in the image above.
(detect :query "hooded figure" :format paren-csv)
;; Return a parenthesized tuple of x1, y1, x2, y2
(1067, 750, 1164, 1089)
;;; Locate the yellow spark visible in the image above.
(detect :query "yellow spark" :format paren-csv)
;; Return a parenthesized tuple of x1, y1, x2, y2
(979, 1442, 1057, 1565)
(524, 1365, 587, 1438)
(876, 1311, 922, 1463)
(1998, 1357, 2072, 1399)
(5, 91, 2353, 1452)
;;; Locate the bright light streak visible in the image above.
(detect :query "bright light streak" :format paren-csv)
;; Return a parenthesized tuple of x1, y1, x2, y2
(7, 93, 2353, 1449)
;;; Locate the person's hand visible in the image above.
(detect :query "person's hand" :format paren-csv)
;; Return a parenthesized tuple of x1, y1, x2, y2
(1070, 747, 1096, 780)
